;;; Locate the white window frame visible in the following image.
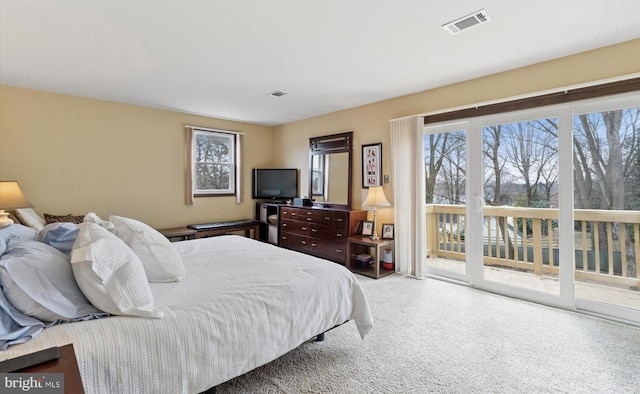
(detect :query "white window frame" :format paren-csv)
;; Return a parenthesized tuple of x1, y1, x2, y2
(192, 128, 237, 196)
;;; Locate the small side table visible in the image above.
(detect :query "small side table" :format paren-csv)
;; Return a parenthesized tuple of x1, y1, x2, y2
(158, 227, 197, 242)
(16, 344, 84, 394)
(346, 236, 395, 279)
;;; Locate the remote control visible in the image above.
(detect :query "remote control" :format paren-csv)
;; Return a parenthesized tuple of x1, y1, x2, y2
(0, 347, 60, 373)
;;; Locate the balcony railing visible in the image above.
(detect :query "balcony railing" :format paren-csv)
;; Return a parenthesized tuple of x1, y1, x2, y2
(426, 204, 640, 288)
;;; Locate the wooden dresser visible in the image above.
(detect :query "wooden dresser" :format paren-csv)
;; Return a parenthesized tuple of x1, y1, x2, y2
(279, 206, 367, 264)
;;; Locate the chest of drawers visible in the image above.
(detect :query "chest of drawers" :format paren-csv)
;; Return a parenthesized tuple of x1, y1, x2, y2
(279, 206, 367, 264)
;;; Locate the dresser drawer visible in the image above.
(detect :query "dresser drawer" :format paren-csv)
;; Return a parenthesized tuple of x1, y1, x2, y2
(310, 210, 348, 226)
(280, 207, 298, 219)
(280, 232, 310, 252)
(309, 240, 346, 262)
(310, 223, 347, 241)
(280, 218, 310, 235)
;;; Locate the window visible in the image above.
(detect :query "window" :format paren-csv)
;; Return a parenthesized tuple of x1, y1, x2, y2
(311, 154, 325, 196)
(192, 129, 237, 196)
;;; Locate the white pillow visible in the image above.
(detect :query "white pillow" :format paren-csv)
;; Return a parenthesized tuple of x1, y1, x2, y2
(71, 222, 163, 318)
(83, 212, 116, 234)
(109, 215, 185, 283)
(12, 208, 46, 231)
(0, 238, 102, 322)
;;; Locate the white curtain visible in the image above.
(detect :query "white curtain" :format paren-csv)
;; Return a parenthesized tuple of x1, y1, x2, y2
(390, 116, 426, 278)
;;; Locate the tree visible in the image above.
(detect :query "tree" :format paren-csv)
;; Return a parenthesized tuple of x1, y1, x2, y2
(424, 131, 466, 204)
(437, 131, 466, 204)
(502, 120, 559, 207)
(573, 108, 640, 277)
(195, 134, 230, 190)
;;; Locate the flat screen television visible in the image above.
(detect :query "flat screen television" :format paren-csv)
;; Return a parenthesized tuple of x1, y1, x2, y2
(252, 168, 299, 201)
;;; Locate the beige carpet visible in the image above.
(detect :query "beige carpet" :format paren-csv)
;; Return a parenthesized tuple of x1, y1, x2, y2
(216, 274, 640, 393)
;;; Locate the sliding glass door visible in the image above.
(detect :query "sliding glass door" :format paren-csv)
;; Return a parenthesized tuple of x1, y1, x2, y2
(479, 112, 561, 297)
(424, 123, 468, 281)
(572, 95, 640, 323)
(421, 91, 639, 324)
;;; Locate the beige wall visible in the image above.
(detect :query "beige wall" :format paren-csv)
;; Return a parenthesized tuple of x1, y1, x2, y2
(273, 38, 640, 229)
(2, 39, 639, 230)
(0, 86, 273, 228)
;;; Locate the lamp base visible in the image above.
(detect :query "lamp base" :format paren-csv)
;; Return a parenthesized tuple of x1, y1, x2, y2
(370, 207, 380, 241)
(0, 210, 14, 228)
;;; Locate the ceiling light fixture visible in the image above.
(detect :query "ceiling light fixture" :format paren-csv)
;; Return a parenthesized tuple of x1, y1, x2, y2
(442, 9, 492, 35)
(267, 90, 287, 98)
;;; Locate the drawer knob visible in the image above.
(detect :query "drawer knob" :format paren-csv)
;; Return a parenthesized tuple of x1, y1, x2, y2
(307, 217, 312, 221)
(301, 240, 307, 245)
(336, 249, 342, 253)
(336, 233, 343, 237)
(311, 228, 318, 232)
(311, 243, 317, 247)
(336, 218, 343, 222)
(302, 227, 308, 230)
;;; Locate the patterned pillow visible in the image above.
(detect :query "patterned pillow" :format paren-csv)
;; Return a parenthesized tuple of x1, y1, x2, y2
(44, 213, 84, 224)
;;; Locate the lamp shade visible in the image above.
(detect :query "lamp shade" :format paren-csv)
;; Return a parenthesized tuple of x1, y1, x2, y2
(0, 181, 34, 209)
(362, 186, 390, 208)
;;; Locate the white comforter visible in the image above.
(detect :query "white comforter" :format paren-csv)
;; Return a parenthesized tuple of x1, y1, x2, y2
(1, 236, 373, 393)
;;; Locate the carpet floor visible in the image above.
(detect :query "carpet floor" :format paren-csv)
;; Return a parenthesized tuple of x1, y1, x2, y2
(216, 274, 640, 393)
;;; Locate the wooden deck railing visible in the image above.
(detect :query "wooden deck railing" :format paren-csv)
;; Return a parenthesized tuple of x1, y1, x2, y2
(426, 204, 640, 288)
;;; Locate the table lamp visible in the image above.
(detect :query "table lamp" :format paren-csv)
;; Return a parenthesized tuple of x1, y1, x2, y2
(362, 186, 390, 241)
(0, 181, 34, 228)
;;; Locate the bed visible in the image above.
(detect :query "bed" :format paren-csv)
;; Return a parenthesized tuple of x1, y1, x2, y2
(0, 213, 373, 393)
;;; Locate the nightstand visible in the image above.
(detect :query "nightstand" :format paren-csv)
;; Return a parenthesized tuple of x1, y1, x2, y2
(346, 236, 395, 279)
(7, 344, 85, 394)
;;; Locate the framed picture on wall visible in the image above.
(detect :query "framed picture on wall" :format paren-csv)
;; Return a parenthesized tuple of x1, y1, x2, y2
(362, 142, 382, 188)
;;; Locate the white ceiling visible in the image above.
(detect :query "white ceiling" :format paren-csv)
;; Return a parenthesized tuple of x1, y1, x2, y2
(1, 1, 639, 126)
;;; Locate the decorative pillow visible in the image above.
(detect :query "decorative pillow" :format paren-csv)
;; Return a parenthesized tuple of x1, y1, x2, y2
(109, 215, 185, 283)
(0, 223, 38, 242)
(39, 223, 79, 255)
(7, 212, 21, 225)
(83, 212, 116, 234)
(0, 238, 103, 322)
(70, 222, 163, 318)
(11, 208, 46, 231)
(44, 213, 84, 225)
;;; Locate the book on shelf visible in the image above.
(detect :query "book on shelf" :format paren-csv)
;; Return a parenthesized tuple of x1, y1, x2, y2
(356, 253, 372, 262)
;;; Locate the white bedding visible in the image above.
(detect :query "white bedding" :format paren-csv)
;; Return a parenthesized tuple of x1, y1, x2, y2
(1, 235, 373, 393)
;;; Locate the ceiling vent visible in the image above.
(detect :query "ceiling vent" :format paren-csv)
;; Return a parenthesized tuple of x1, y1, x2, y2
(267, 90, 287, 98)
(442, 9, 492, 35)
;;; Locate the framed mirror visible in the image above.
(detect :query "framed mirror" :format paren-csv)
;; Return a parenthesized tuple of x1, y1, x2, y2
(308, 132, 353, 210)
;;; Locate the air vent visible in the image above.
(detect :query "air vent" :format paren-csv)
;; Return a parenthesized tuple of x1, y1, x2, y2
(267, 90, 287, 98)
(442, 9, 492, 35)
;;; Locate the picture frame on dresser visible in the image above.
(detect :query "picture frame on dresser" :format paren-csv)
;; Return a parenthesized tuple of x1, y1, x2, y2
(382, 223, 394, 239)
(362, 221, 374, 236)
(362, 142, 382, 188)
